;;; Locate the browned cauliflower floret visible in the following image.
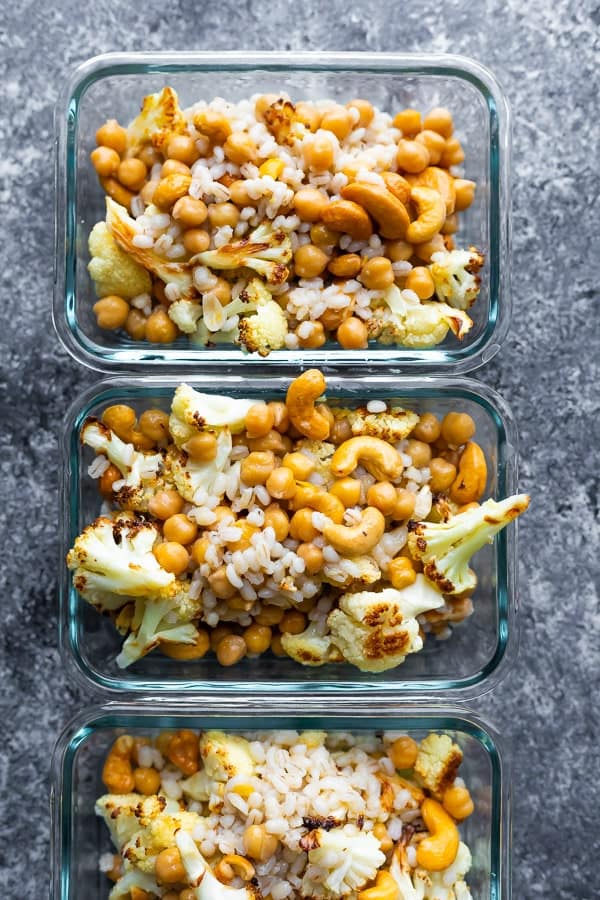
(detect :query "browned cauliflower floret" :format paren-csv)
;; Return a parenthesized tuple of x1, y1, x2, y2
(88, 221, 152, 300)
(127, 86, 187, 155)
(413, 733, 463, 798)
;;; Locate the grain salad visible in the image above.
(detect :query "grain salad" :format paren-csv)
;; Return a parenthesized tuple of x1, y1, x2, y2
(97, 728, 476, 899)
(88, 88, 484, 354)
(66, 371, 529, 671)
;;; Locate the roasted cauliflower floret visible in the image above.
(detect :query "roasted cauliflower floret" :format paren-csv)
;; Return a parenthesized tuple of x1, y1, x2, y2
(165, 430, 238, 504)
(88, 221, 152, 300)
(199, 731, 255, 781)
(413, 841, 473, 899)
(327, 577, 444, 673)
(323, 555, 381, 588)
(368, 285, 473, 347)
(281, 622, 342, 666)
(300, 825, 386, 897)
(168, 299, 203, 334)
(176, 830, 260, 900)
(342, 406, 420, 442)
(127, 86, 187, 155)
(408, 494, 530, 598)
(429, 247, 485, 311)
(169, 383, 254, 446)
(237, 300, 288, 356)
(116, 583, 202, 668)
(294, 439, 336, 487)
(413, 733, 463, 798)
(122, 808, 202, 873)
(108, 869, 161, 900)
(193, 222, 292, 285)
(95, 793, 148, 848)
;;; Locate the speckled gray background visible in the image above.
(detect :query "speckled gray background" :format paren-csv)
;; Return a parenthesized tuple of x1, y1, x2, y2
(1, 1, 599, 897)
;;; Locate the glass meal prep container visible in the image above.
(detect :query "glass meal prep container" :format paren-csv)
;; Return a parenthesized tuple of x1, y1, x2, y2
(54, 51, 510, 373)
(50, 702, 511, 900)
(60, 373, 519, 697)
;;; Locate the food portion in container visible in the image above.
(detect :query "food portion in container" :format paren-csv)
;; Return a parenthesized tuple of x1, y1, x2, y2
(88, 88, 484, 355)
(66, 371, 529, 672)
(97, 728, 477, 899)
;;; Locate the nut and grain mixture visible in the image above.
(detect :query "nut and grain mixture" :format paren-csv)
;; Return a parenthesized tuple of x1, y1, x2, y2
(66, 370, 529, 671)
(96, 729, 475, 899)
(88, 88, 484, 354)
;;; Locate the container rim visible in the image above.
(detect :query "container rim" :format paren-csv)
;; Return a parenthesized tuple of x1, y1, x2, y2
(53, 50, 511, 374)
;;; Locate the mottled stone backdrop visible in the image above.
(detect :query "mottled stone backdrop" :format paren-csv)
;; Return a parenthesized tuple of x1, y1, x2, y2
(0, 1, 598, 897)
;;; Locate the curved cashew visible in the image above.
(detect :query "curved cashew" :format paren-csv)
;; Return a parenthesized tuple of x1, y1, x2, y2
(215, 854, 256, 884)
(291, 482, 345, 523)
(416, 798, 460, 871)
(341, 182, 410, 240)
(286, 370, 331, 440)
(322, 507, 385, 555)
(321, 199, 373, 241)
(449, 441, 487, 505)
(102, 735, 135, 793)
(406, 187, 446, 244)
(407, 166, 456, 215)
(331, 436, 404, 482)
(381, 171, 412, 205)
(357, 870, 399, 900)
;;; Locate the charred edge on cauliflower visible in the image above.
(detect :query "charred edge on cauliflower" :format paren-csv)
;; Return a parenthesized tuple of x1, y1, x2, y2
(302, 816, 342, 833)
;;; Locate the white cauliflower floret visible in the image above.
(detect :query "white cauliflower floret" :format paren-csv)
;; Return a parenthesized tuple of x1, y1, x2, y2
(108, 869, 161, 900)
(429, 248, 484, 310)
(168, 299, 203, 334)
(327, 577, 444, 673)
(281, 622, 342, 666)
(408, 494, 530, 598)
(122, 807, 203, 874)
(88, 221, 152, 300)
(116, 583, 202, 668)
(169, 383, 254, 446)
(413, 842, 473, 899)
(180, 769, 217, 802)
(193, 222, 292, 285)
(67, 516, 174, 607)
(176, 830, 259, 900)
(300, 825, 385, 897)
(343, 406, 420, 442)
(95, 793, 147, 848)
(127, 86, 187, 155)
(165, 429, 238, 503)
(369, 285, 473, 348)
(294, 439, 336, 487)
(413, 733, 463, 797)
(199, 731, 255, 781)
(323, 555, 381, 588)
(237, 299, 288, 356)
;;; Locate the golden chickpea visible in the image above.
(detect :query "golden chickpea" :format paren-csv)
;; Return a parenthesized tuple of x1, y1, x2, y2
(263, 504, 290, 541)
(208, 202, 240, 228)
(393, 108, 422, 136)
(279, 610, 307, 635)
(229, 180, 256, 207)
(329, 417, 353, 445)
(385, 240, 413, 262)
(414, 234, 445, 262)
(336, 316, 368, 349)
(161, 159, 191, 178)
(443, 785, 474, 820)
(190, 537, 210, 566)
(193, 109, 232, 143)
(412, 412, 441, 444)
(396, 139, 430, 174)
(320, 105, 353, 140)
(172, 196, 208, 227)
(440, 137, 464, 168)
(415, 129, 446, 165)
(247, 429, 289, 456)
(182, 433, 218, 465)
(297, 321, 326, 349)
(388, 556, 417, 590)
(166, 134, 200, 165)
(179, 891, 196, 900)
(161, 629, 210, 660)
(102, 404, 136, 439)
(96, 119, 127, 154)
(216, 634, 247, 666)
(163, 514, 198, 546)
(429, 457, 457, 492)
(133, 766, 161, 795)
(255, 605, 285, 627)
(439, 447, 461, 468)
(90, 145, 120, 177)
(243, 824, 279, 862)
(360, 256, 394, 290)
(243, 623, 272, 655)
(303, 135, 334, 171)
(367, 481, 398, 515)
(245, 402, 275, 439)
(182, 228, 210, 254)
(328, 253, 362, 278)
(309, 222, 339, 248)
(271, 634, 287, 656)
(208, 277, 231, 306)
(154, 542, 190, 575)
(423, 107, 454, 138)
(405, 266, 435, 299)
(330, 477, 362, 507)
(441, 213, 459, 235)
(294, 244, 330, 278)
(155, 847, 186, 884)
(266, 466, 297, 500)
(98, 464, 121, 498)
(148, 490, 185, 520)
(388, 735, 419, 770)
(208, 566, 237, 600)
(282, 452, 314, 480)
(293, 187, 329, 223)
(295, 101, 321, 132)
(140, 178, 158, 204)
(153, 174, 192, 210)
(117, 157, 148, 191)
(453, 179, 476, 212)
(347, 99, 374, 128)
(297, 542, 324, 575)
(99, 175, 134, 209)
(224, 131, 258, 165)
(393, 488, 416, 520)
(209, 624, 234, 650)
(240, 450, 276, 486)
(268, 401, 289, 433)
(372, 823, 393, 853)
(138, 408, 170, 444)
(441, 411, 476, 446)
(145, 307, 178, 343)
(137, 145, 159, 169)
(254, 93, 280, 119)
(405, 439, 432, 468)
(289, 508, 318, 542)
(93, 295, 130, 330)
(129, 429, 155, 451)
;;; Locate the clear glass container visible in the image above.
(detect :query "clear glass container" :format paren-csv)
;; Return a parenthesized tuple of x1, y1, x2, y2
(50, 702, 511, 899)
(60, 374, 520, 698)
(54, 51, 510, 373)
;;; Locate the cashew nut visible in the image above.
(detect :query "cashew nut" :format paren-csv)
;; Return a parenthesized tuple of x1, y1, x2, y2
(331, 436, 404, 482)
(407, 166, 456, 215)
(290, 482, 345, 523)
(341, 182, 410, 240)
(321, 198, 374, 241)
(449, 441, 487, 504)
(214, 855, 256, 884)
(102, 735, 135, 793)
(358, 870, 399, 900)
(406, 187, 446, 244)
(381, 171, 412, 205)
(285, 370, 331, 440)
(416, 798, 460, 871)
(322, 507, 385, 555)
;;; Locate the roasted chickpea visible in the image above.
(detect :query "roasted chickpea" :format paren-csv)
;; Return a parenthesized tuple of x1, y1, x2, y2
(224, 132, 258, 165)
(229, 180, 256, 207)
(140, 179, 158, 204)
(429, 457, 457, 492)
(297, 542, 324, 575)
(396, 139, 430, 173)
(161, 159, 191, 178)
(320, 105, 353, 140)
(440, 411, 476, 446)
(440, 136, 464, 168)
(309, 222, 339, 248)
(330, 477, 362, 507)
(153, 173, 192, 210)
(243, 824, 279, 862)
(412, 412, 441, 444)
(414, 234, 446, 262)
(216, 634, 247, 666)
(99, 176, 134, 209)
(208, 202, 240, 228)
(279, 610, 307, 635)
(190, 537, 210, 566)
(347, 98, 374, 128)
(182, 227, 211, 253)
(415, 129, 446, 165)
(423, 107, 454, 138)
(266, 466, 297, 500)
(328, 253, 362, 278)
(385, 239, 413, 262)
(394, 488, 416, 520)
(293, 187, 328, 223)
(148, 490, 185, 520)
(270, 634, 287, 656)
(303, 135, 334, 171)
(137, 144, 159, 168)
(161, 629, 210, 660)
(263, 504, 290, 541)
(154, 542, 190, 575)
(182, 432, 218, 464)
(443, 785, 474, 820)
(360, 256, 394, 290)
(129, 429, 155, 451)
(240, 451, 276, 486)
(453, 179, 476, 212)
(138, 408, 170, 444)
(93, 295, 130, 330)
(172, 196, 208, 227)
(90, 146, 120, 177)
(245, 403, 275, 439)
(282, 452, 314, 481)
(254, 93, 280, 119)
(329, 417, 353, 445)
(405, 266, 435, 299)
(367, 481, 398, 515)
(289, 508, 318, 542)
(405, 439, 432, 468)
(388, 556, 417, 590)
(163, 514, 198, 546)
(255, 605, 285, 627)
(166, 134, 200, 165)
(247, 429, 289, 455)
(117, 157, 148, 190)
(268, 401, 289, 433)
(102, 404, 136, 440)
(441, 213, 459, 235)
(393, 108, 422, 136)
(193, 109, 232, 143)
(146, 307, 178, 343)
(243, 624, 272, 655)
(388, 735, 419, 770)
(372, 823, 393, 853)
(210, 624, 234, 650)
(297, 321, 326, 349)
(208, 276, 232, 305)
(155, 848, 186, 885)
(336, 316, 368, 349)
(294, 244, 330, 278)
(99, 464, 121, 498)
(295, 101, 321, 132)
(134, 766, 162, 795)
(96, 119, 127, 154)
